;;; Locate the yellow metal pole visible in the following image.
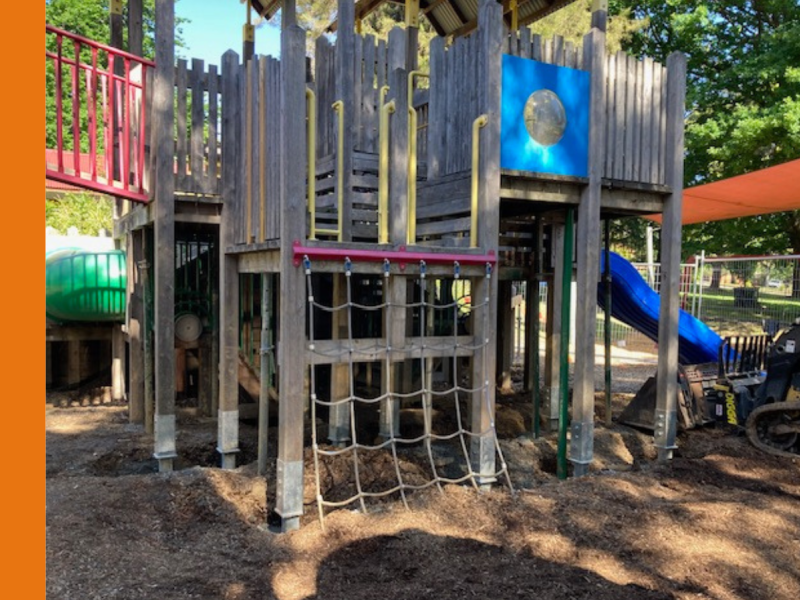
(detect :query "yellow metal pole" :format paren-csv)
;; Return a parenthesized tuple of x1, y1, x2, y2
(510, 0, 519, 31)
(406, 71, 428, 245)
(378, 97, 396, 244)
(470, 114, 488, 248)
(333, 100, 345, 241)
(405, 0, 420, 28)
(306, 88, 317, 240)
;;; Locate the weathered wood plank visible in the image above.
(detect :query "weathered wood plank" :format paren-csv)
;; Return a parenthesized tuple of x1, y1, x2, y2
(175, 58, 188, 189)
(623, 54, 635, 181)
(658, 65, 668, 185)
(613, 51, 626, 181)
(571, 28, 606, 474)
(604, 52, 616, 178)
(153, 0, 176, 470)
(520, 27, 531, 59)
(532, 34, 542, 61)
(389, 67, 409, 244)
(207, 63, 219, 193)
(655, 52, 687, 459)
(276, 24, 308, 529)
(553, 35, 564, 66)
(353, 32, 364, 150)
(363, 34, 377, 153)
(640, 57, 654, 185)
(190, 58, 205, 190)
(444, 42, 456, 175)
(336, 14, 357, 240)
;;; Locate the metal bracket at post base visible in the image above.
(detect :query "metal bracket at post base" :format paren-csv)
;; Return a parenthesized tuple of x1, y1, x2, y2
(153, 451, 177, 472)
(654, 408, 678, 461)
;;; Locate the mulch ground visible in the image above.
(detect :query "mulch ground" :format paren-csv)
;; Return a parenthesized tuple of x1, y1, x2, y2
(47, 370, 800, 600)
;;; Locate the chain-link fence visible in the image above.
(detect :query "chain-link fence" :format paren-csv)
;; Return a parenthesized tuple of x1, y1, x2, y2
(691, 254, 800, 337)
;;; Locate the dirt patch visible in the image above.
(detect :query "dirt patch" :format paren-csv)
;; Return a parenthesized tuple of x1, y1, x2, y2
(47, 372, 800, 599)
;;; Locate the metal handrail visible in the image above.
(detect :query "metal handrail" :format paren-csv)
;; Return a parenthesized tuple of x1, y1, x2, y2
(470, 114, 489, 248)
(406, 71, 428, 245)
(378, 90, 396, 244)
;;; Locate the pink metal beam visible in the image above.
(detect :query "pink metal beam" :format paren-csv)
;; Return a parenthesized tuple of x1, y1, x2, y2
(293, 242, 497, 267)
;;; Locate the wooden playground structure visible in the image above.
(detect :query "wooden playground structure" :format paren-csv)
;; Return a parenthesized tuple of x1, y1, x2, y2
(45, 0, 686, 531)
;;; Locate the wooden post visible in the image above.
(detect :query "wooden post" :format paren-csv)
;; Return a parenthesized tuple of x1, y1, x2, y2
(570, 27, 606, 477)
(275, 25, 307, 533)
(127, 230, 145, 423)
(67, 341, 81, 387)
(655, 52, 687, 461)
(111, 324, 126, 402)
(128, 0, 144, 56)
(544, 223, 564, 432)
(219, 50, 242, 469)
(152, 0, 177, 472)
(335, 0, 355, 241)
(470, 0, 502, 488)
(496, 281, 515, 393)
(329, 275, 351, 445)
(140, 253, 154, 434)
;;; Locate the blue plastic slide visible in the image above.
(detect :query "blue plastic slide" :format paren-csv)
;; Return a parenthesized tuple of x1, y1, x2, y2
(598, 251, 722, 364)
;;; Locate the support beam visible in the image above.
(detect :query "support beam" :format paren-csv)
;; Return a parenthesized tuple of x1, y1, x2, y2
(152, 0, 176, 472)
(335, 0, 356, 241)
(128, 230, 145, 423)
(544, 223, 564, 432)
(275, 24, 308, 533)
(570, 27, 606, 477)
(655, 52, 687, 461)
(112, 324, 126, 402)
(470, 0, 503, 488)
(219, 50, 242, 469)
(329, 275, 351, 445)
(128, 0, 144, 56)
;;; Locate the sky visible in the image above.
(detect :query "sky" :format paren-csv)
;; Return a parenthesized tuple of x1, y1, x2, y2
(176, 0, 281, 64)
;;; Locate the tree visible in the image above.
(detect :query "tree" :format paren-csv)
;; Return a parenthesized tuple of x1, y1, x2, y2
(531, 0, 647, 54)
(46, 193, 114, 235)
(616, 1, 800, 263)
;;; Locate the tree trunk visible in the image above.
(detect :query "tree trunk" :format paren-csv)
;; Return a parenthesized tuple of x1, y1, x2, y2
(709, 264, 722, 290)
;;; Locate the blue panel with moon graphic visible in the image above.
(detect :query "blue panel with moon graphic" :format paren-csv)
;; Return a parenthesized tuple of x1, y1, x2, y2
(500, 54, 590, 177)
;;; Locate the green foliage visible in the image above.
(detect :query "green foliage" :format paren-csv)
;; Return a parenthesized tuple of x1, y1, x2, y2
(45, 0, 186, 150)
(616, 0, 800, 258)
(46, 193, 114, 235)
(531, 0, 647, 54)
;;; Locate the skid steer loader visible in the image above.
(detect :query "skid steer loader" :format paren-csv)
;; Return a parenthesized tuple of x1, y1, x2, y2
(619, 323, 800, 458)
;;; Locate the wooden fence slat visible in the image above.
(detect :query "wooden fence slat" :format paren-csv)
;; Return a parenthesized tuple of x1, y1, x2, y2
(623, 54, 635, 181)
(658, 65, 668, 185)
(640, 57, 654, 185)
(604, 53, 616, 178)
(353, 33, 363, 150)
(613, 51, 626, 180)
(651, 63, 663, 185)
(631, 57, 644, 182)
(363, 34, 376, 153)
(175, 58, 188, 189)
(520, 27, 531, 59)
(207, 63, 219, 193)
(532, 34, 542, 61)
(553, 35, 564, 66)
(190, 58, 205, 191)
(428, 36, 446, 180)
(445, 43, 456, 174)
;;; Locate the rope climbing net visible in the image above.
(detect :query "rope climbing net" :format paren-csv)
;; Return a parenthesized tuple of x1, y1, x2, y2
(303, 255, 513, 527)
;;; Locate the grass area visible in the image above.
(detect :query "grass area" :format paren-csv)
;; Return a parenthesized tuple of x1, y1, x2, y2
(688, 286, 800, 336)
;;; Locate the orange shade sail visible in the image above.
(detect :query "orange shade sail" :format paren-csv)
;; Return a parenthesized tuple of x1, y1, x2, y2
(649, 158, 800, 224)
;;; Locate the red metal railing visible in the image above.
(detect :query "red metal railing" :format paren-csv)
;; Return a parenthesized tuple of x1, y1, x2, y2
(45, 25, 155, 203)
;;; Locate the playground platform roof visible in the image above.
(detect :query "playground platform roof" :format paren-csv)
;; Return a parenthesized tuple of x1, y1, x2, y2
(249, 0, 578, 37)
(651, 158, 800, 225)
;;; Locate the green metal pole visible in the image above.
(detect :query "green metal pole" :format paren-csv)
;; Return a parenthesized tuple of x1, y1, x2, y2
(557, 208, 574, 480)
(604, 219, 613, 427)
